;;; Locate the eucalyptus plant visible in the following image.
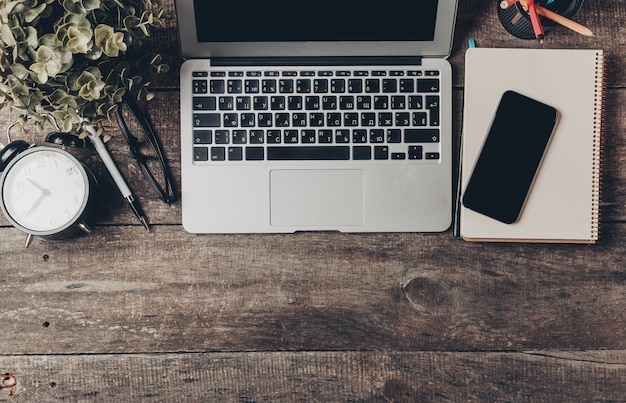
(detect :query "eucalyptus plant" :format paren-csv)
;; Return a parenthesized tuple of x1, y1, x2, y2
(0, 0, 169, 137)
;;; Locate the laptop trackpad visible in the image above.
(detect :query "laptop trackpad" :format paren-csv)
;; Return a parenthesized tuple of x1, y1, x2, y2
(270, 169, 364, 227)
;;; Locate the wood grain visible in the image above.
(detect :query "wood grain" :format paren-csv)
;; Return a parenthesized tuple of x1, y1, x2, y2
(1, 225, 625, 354)
(1, 352, 624, 401)
(1, 0, 625, 400)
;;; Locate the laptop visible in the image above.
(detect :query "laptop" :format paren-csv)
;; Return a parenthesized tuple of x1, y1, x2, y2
(175, 0, 458, 233)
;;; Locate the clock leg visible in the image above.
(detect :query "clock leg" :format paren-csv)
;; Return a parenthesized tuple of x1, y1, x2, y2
(78, 222, 92, 234)
(24, 234, 33, 248)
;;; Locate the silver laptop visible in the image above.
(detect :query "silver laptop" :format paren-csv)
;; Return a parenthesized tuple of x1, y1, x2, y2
(176, 0, 458, 233)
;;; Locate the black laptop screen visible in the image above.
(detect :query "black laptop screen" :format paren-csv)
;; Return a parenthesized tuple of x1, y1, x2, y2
(192, 0, 439, 43)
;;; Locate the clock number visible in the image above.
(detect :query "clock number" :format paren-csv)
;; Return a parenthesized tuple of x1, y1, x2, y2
(36, 158, 46, 168)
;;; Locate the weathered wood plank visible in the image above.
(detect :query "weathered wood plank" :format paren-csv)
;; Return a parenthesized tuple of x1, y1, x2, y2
(1, 224, 624, 354)
(1, 351, 624, 401)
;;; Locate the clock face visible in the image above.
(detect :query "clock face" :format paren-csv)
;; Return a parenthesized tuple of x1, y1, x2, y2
(1, 148, 89, 233)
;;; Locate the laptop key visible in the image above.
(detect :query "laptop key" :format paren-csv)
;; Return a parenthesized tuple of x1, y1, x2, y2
(288, 96, 302, 110)
(246, 147, 265, 160)
(335, 129, 350, 143)
(417, 78, 440, 92)
(279, 79, 294, 93)
(218, 96, 234, 110)
(370, 129, 385, 143)
(210, 80, 225, 94)
(194, 147, 209, 161)
(267, 130, 282, 143)
(211, 147, 226, 161)
(223, 113, 238, 127)
(314, 79, 328, 93)
(236, 96, 251, 110)
(262, 79, 277, 93)
(245, 79, 260, 93)
(305, 96, 320, 110)
(301, 130, 316, 143)
(352, 129, 367, 143)
(374, 146, 389, 160)
(426, 95, 440, 126)
(405, 129, 440, 143)
(374, 96, 388, 109)
(194, 130, 212, 144)
(253, 96, 268, 110)
(331, 79, 345, 93)
(408, 146, 423, 159)
(322, 96, 337, 110)
(193, 97, 216, 110)
(267, 146, 350, 160)
(296, 79, 311, 93)
(353, 146, 371, 160)
(309, 113, 325, 127)
(257, 113, 272, 127)
(399, 79, 414, 92)
(250, 130, 264, 144)
(348, 79, 363, 93)
(408, 95, 423, 109)
(365, 79, 379, 93)
(356, 96, 371, 109)
(318, 130, 333, 143)
(193, 113, 220, 127)
(215, 130, 229, 144)
(228, 147, 243, 161)
(387, 129, 401, 143)
(232, 130, 247, 144)
(382, 79, 397, 93)
(284, 130, 299, 143)
(270, 96, 285, 110)
(227, 79, 242, 93)
(193, 80, 207, 94)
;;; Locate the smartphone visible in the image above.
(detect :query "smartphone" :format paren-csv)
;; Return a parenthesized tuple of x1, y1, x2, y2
(462, 90, 558, 224)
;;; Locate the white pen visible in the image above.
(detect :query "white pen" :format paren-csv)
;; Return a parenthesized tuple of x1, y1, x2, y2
(88, 132, 150, 230)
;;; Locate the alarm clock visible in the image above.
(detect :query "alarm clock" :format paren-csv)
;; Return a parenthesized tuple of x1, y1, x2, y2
(0, 139, 99, 245)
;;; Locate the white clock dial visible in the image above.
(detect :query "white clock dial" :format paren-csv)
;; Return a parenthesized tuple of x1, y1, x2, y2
(2, 149, 88, 232)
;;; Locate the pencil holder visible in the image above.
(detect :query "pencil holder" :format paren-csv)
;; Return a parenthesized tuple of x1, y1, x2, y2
(497, 0, 584, 40)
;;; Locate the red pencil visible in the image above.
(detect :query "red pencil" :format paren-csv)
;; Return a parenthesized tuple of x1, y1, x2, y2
(525, 0, 545, 43)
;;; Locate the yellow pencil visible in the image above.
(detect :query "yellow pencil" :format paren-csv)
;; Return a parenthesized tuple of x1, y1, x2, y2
(536, 5, 594, 36)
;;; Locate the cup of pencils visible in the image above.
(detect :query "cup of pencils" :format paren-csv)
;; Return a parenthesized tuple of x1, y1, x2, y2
(497, 0, 590, 42)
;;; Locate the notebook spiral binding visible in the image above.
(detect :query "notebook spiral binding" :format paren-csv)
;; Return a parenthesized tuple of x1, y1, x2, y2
(591, 50, 605, 242)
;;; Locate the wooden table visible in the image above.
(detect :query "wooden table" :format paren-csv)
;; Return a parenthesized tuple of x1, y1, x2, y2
(1, 1, 624, 400)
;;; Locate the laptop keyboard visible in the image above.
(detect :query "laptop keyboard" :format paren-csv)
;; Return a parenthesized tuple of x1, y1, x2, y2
(190, 67, 442, 162)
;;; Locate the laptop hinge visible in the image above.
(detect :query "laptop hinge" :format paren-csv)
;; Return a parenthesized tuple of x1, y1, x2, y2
(210, 56, 423, 67)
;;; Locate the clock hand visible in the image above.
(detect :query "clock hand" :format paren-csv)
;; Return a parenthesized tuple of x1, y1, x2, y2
(27, 178, 46, 192)
(24, 188, 50, 217)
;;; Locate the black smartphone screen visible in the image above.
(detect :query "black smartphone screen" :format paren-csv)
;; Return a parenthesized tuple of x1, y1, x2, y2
(462, 90, 558, 224)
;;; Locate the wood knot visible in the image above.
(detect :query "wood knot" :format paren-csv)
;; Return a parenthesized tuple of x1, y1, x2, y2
(382, 378, 416, 402)
(1, 373, 17, 396)
(402, 276, 449, 313)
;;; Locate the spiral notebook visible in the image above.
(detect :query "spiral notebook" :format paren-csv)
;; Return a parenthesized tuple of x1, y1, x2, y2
(458, 48, 604, 243)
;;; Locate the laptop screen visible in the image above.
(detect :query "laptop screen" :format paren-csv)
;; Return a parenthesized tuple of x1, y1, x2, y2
(176, 0, 457, 59)
(193, 0, 438, 43)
